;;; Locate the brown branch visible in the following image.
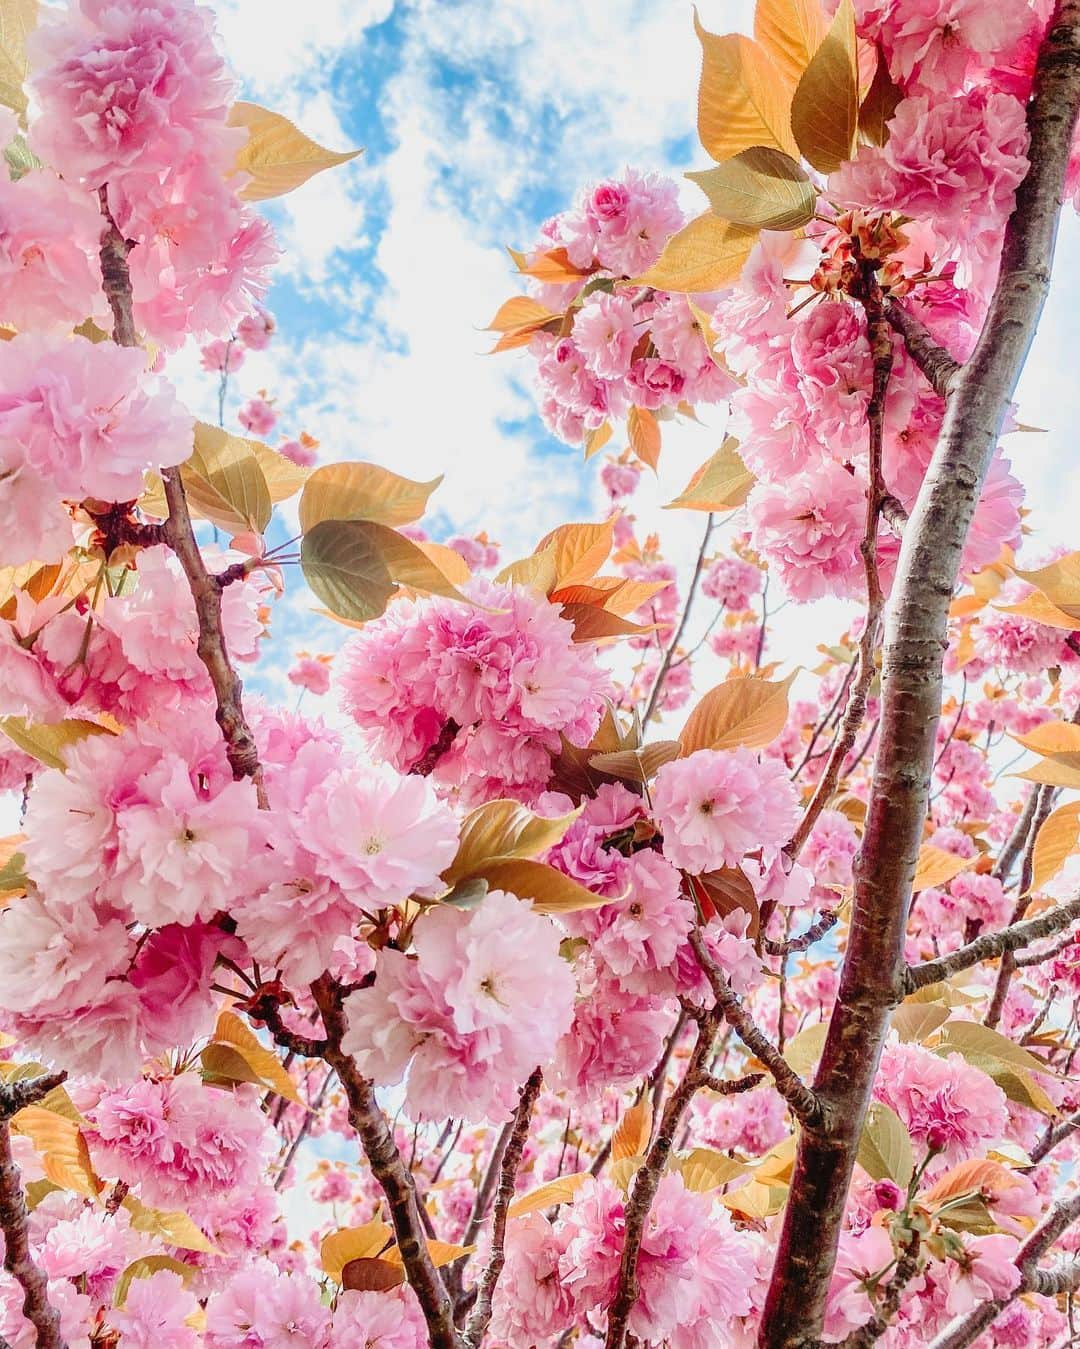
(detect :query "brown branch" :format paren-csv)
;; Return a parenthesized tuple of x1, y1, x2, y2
(0, 1076, 69, 1349)
(311, 976, 459, 1349)
(689, 929, 823, 1127)
(603, 1010, 721, 1349)
(992, 785, 1042, 883)
(879, 494, 908, 537)
(884, 298, 961, 401)
(641, 512, 714, 726)
(905, 893, 1080, 990)
(699, 1071, 764, 1095)
(461, 1068, 542, 1348)
(927, 1194, 1080, 1349)
(1029, 1107, 1080, 1164)
(273, 1067, 336, 1193)
(762, 910, 840, 957)
(759, 11, 1080, 1340)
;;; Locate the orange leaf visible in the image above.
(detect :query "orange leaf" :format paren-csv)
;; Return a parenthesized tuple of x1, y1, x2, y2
(679, 672, 796, 755)
(634, 212, 758, 294)
(535, 520, 615, 588)
(627, 406, 661, 470)
(612, 1099, 652, 1161)
(754, 0, 827, 88)
(695, 14, 797, 160)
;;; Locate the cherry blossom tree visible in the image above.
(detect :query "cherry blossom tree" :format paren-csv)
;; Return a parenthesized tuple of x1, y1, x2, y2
(4, 0, 1080, 1346)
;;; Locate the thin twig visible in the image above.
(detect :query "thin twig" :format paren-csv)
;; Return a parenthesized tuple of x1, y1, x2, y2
(641, 513, 714, 725)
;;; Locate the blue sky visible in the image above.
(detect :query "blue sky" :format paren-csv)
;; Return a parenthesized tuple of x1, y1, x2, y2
(163, 0, 1080, 698)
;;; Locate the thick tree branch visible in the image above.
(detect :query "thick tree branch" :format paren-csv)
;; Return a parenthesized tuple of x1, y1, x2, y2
(884, 298, 962, 401)
(905, 893, 1080, 990)
(0, 1076, 70, 1349)
(311, 976, 459, 1349)
(760, 11, 1080, 1341)
(462, 1068, 542, 1348)
(689, 929, 824, 1127)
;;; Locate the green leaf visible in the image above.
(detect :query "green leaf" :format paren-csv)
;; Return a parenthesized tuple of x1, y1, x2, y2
(298, 461, 442, 532)
(790, 0, 858, 173)
(857, 1102, 914, 1187)
(4, 132, 39, 179)
(0, 847, 27, 897)
(122, 1195, 219, 1254)
(687, 147, 816, 231)
(113, 1256, 195, 1308)
(183, 423, 273, 535)
(936, 1020, 1059, 1080)
(301, 519, 397, 623)
(0, 717, 115, 771)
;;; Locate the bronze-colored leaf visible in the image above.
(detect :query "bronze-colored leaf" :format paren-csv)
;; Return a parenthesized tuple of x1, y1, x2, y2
(687, 147, 815, 231)
(790, 0, 858, 173)
(858, 48, 903, 147)
(299, 461, 442, 532)
(695, 14, 797, 161)
(627, 406, 661, 470)
(443, 799, 581, 888)
(229, 101, 361, 201)
(679, 672, 796, 755)
(612, 1100, 652, 1161)
(633, 212, 758, 294)
(753, 0, 827, 88)
(1030, 801, 1080, 893)
(589, 740, 681, 784)
(665, 437, 755, 511)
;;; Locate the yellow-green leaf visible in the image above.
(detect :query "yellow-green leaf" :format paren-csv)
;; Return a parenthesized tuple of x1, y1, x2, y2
(0, 0, 36, 118)
(790, 0, 858, 173)
(857, 1102, 914, 1187)
(301, 519, 396, 622)
(665, 437, 755, 511)
(633, 211, 758, 294)
(321, 1221, 393, 1282)
(123, 1195, 218, 1254)
(679, 671, 796, 755)
(1030, 801, 1080, 893)
(113, 1256, 195, 1308)
(299, 461, 442, 532)
(695, 16, 797, 160)
(675, 1147, 750, 1193)
(183, 423, 273, 535)
(11, 1107, 100, 1198)
(936, 1020, 1058, 1082)
(250, 440, 312, 503)
(1014, 552, 1080, 620)
(443, 799, 582, 887)
(891, 1002, 950, 1044)
(754, 0, 827, 88)
(720, 1179, 788, 1219)
(911, 845, 976, 894)
(207, 1011, 303, 1105)
(470, 859, 617, 915)
(858, 49, 903, 146)
(507, 1172, 588, 1219)
(0, 835, 27, 901)
(0, 717, 115, 772)
(229, 101, 361, 201)
(495, 547, 559, 595)
(687, 147, 816, 231)
(781, 1022, 828, 1078)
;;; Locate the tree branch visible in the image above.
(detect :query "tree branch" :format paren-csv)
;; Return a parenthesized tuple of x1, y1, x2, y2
(641, 513, 714, 726)
(689, 928, 824, 1127)
(927, 1194, 1080, 1349)
(311, 976, 459, 1349)
(462, 1068, 542, 1348)
(0, 1076, 70, 1349)
(884, 298, 962, 401)
(905, 893, 1080, 990)
(760, 10, 1080, 1339)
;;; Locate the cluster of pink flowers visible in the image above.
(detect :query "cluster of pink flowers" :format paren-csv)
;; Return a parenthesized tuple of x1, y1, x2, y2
(342, 890, 576, 1121)
(521, 170, 736, 445)
(27, 0, 276, 348)
(339, 581, 613, 804)
(0, 336, 191, 563)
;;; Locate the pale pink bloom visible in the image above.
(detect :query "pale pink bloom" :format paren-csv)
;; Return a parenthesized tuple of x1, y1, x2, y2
(38, 1201, 145, 1300)
(446, 534, 498, 571)
(748, 462, 867, 602)
(601, 459, 641, 500)
(206, 1262, 331, 1347)
(944, 1234, 1021, 1316)
(963, 452, 1023, 576)
(110, 1270, 200, 1348)
(278, 437, 318, 467)
(0, 172, 103, 330)
(28, 0, 239, 188)
(90, 1074, 273, 1210)
(491, 1212, 574, 1344)
(0, 892, 129, 1020)
(854, 0, 1033, 93)
(200, 339, 245, 374)
(653, 747, 800, 874)
(802, 810, 860, 888)
(0, 460, 73, 564)
(236, 306, 276, 351)
(343, 891, 575, 1122)
(874, 1039, 1008, 1164)
(830, 90, 1029, 238)
(690, 1082, 788, 1156)
(585, 168, 684, 276)
(573, 293, 639, 379)
(238, 395, 277, 436)
(331, 1288, 427, 1348)
(551, 976, 673, 1099)
(287, 653, 332, 695)
(701, 556, 762, 611)
(0, 595, 68, 721)
(0, 334, 191, 504)
(823, 1224, 898, 1339)
(627, 356, 685, 411)
(9, 980, 147, 1081)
